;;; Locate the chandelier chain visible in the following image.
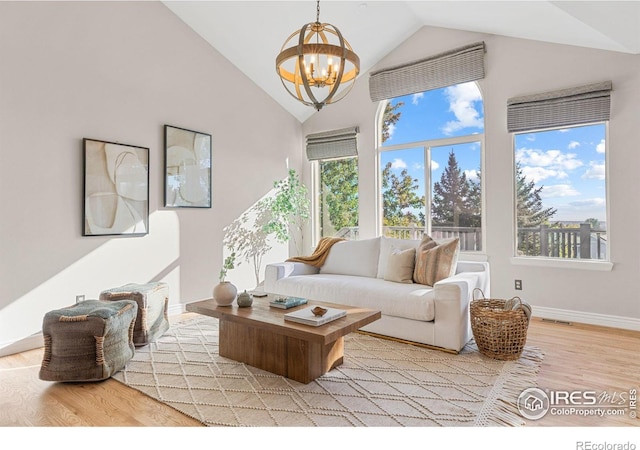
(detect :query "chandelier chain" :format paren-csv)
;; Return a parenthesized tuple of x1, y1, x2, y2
(316, 0, 320, 23)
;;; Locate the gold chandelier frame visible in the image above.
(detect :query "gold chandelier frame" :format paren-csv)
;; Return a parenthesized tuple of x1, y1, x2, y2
(275, 2, 360, 111)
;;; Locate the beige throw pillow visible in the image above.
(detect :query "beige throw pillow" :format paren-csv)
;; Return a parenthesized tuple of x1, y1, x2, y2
(384, 247, 416, 284)
(413, 237, 460, 286)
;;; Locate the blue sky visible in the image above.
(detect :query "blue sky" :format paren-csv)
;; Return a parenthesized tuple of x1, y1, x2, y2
(380, 82, 607, 224)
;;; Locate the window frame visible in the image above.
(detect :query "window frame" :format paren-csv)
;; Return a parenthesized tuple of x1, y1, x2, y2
(510, 121, 613, 271)
(376, 102, 487, 255)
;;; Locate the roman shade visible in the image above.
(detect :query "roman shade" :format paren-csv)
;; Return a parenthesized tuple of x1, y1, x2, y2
(507, 81, 612, 133)
(369, 42, 486, 102)
(305, 126, 359, 161)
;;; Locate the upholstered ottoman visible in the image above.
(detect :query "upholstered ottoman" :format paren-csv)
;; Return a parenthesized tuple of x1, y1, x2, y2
(99, 282, 169, 346)
(39, 299, 137, 382)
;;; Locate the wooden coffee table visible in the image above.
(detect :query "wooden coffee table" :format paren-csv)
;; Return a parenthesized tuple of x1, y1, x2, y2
(186, 296, 381, 384)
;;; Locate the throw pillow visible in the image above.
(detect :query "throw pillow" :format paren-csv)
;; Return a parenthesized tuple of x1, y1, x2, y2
(319, 237, 381, 278)
(413, 237, 460, 286)
(383, 247, 416, 284)
(376, 236, 421, 279)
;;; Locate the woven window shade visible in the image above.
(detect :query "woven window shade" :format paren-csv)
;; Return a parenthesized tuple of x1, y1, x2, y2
(306, 126, 359, 161)
(507, 81, 612, 133)
(369, 42, 486, 102)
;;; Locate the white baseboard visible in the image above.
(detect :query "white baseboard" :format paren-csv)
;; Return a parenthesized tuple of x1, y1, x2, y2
(533, 306, 640, 331)
(0, 334, 44, 358)
(0, 303, 191, 358)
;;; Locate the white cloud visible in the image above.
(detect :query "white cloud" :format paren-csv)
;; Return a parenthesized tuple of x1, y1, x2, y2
(583, 161, 605, 180)
(441, 82, 484, 135)
(568, 141, 580, 149)
(596, 139, 606, 153)
(568, 198, 606, 209)
(390, 158, 407, 170)
(526, 135, 536, 142)
(412, 92, 424, 105)
(464, 169, 479, 182)
(520, 165, 567, 183)
(541, 184, 580, 198)
(412, 162, 424, 171)
(431, 160, 440, 171)
(516, 148, 584, 182)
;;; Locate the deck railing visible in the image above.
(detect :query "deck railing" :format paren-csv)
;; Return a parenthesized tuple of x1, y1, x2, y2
(517, 224, 607, 259)
(334, 223, 607, 259)
(334, 225, 481, 251)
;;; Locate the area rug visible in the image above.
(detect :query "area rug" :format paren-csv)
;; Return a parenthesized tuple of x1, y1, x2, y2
(113, 316, 543, 427)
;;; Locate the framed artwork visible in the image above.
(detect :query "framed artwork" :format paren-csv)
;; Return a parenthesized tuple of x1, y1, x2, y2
(83, 138, 149, 236)
(164, 125, 212, 208)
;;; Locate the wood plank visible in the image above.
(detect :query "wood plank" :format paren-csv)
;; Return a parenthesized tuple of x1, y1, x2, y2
(1, 313, 638, 426)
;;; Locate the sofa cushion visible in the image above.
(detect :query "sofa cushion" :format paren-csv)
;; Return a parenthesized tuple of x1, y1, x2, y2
(320, 237, 380, 278)
(269, 273, 435, 322)
(414, 237, 460, 286)
(376, 236, 421, 279)
(384, 247, 415, 284)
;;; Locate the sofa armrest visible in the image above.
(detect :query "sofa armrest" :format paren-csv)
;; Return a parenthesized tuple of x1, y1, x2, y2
(264, 262, 320, 293)
(433, 264, 488, 352)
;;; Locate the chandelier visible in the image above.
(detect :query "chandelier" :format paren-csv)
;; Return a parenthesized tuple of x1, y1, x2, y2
(275, 1, 360, 111)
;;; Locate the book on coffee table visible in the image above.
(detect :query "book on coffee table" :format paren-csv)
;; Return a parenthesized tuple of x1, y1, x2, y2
(269, 296, 308, 309)
(284, 306, 346, 326)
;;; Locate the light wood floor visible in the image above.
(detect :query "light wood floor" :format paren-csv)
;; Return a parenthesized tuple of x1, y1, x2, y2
(1, 314, 638, 427)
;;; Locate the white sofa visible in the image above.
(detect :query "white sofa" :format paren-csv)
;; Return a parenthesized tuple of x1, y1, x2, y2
(264, 236, 490, 353)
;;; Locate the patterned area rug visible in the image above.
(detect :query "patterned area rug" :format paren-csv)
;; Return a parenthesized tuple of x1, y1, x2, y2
(113, 316, 543, 427)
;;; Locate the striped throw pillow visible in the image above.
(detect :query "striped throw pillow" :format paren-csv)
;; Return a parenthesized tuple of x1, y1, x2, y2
(413, 237, 460, 286)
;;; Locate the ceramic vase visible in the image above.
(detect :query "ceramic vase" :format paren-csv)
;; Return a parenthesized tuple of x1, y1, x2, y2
(237, 290, 253, 307)
(213, 281, 237, 306)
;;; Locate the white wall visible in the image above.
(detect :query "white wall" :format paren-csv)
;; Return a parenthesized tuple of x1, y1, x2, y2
(303, 26, 640, 328)
(0, 1, 301, 353)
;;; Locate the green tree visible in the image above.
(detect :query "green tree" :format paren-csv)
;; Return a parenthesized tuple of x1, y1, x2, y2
(319, 158, 359, 235)
(516, 162, 557, 228)
(380, 100, 425, 229)
(381, 161, 425, 227)
(381, 101, 404, 144)
(516, 161, 557, 256)
(431, 150, 479, 227)
(585, 217, 601, 230)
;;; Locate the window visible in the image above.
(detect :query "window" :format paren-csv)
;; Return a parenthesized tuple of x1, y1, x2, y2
(514, 123, 607, 260)
(378, 82, 484, 250)
(306, 127, 360, 241)
(508, 81, 611, 262)
(317, 157, 359, 239)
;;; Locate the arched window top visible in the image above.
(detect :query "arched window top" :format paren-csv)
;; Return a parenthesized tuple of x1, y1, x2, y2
(381, 81, 484, 146)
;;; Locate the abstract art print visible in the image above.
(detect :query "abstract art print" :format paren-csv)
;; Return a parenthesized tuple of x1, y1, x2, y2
(164, 125, 212, 208)
(83, 138, 149, 236)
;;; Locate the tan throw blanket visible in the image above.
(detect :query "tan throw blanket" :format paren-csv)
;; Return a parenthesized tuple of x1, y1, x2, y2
(286, 237, 345, 268)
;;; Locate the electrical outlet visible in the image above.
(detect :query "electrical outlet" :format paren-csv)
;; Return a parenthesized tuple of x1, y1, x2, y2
(76, 295, 85, 303)
(514, 280, 522, 290)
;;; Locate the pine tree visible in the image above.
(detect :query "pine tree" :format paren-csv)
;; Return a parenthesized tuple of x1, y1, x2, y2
(431, 150, 479, 227)
(516, 162, 556, 227)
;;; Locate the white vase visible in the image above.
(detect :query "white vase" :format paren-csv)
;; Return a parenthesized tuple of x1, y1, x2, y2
(213, 281, 237, 306)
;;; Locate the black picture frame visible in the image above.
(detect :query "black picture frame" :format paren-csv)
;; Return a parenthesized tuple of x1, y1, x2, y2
(83, 138, 149, 236)
(164, 125, 212, 208)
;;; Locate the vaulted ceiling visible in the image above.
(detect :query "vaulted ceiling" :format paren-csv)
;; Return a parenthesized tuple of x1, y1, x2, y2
(163, 1, 640, 122)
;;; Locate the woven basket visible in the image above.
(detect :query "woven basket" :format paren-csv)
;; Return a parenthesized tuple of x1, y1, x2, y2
(470, 289, 529, 361)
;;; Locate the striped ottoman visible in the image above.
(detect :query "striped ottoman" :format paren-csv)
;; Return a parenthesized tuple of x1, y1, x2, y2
(39, 299, 137, 382)
(99, 282, 170, 346)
